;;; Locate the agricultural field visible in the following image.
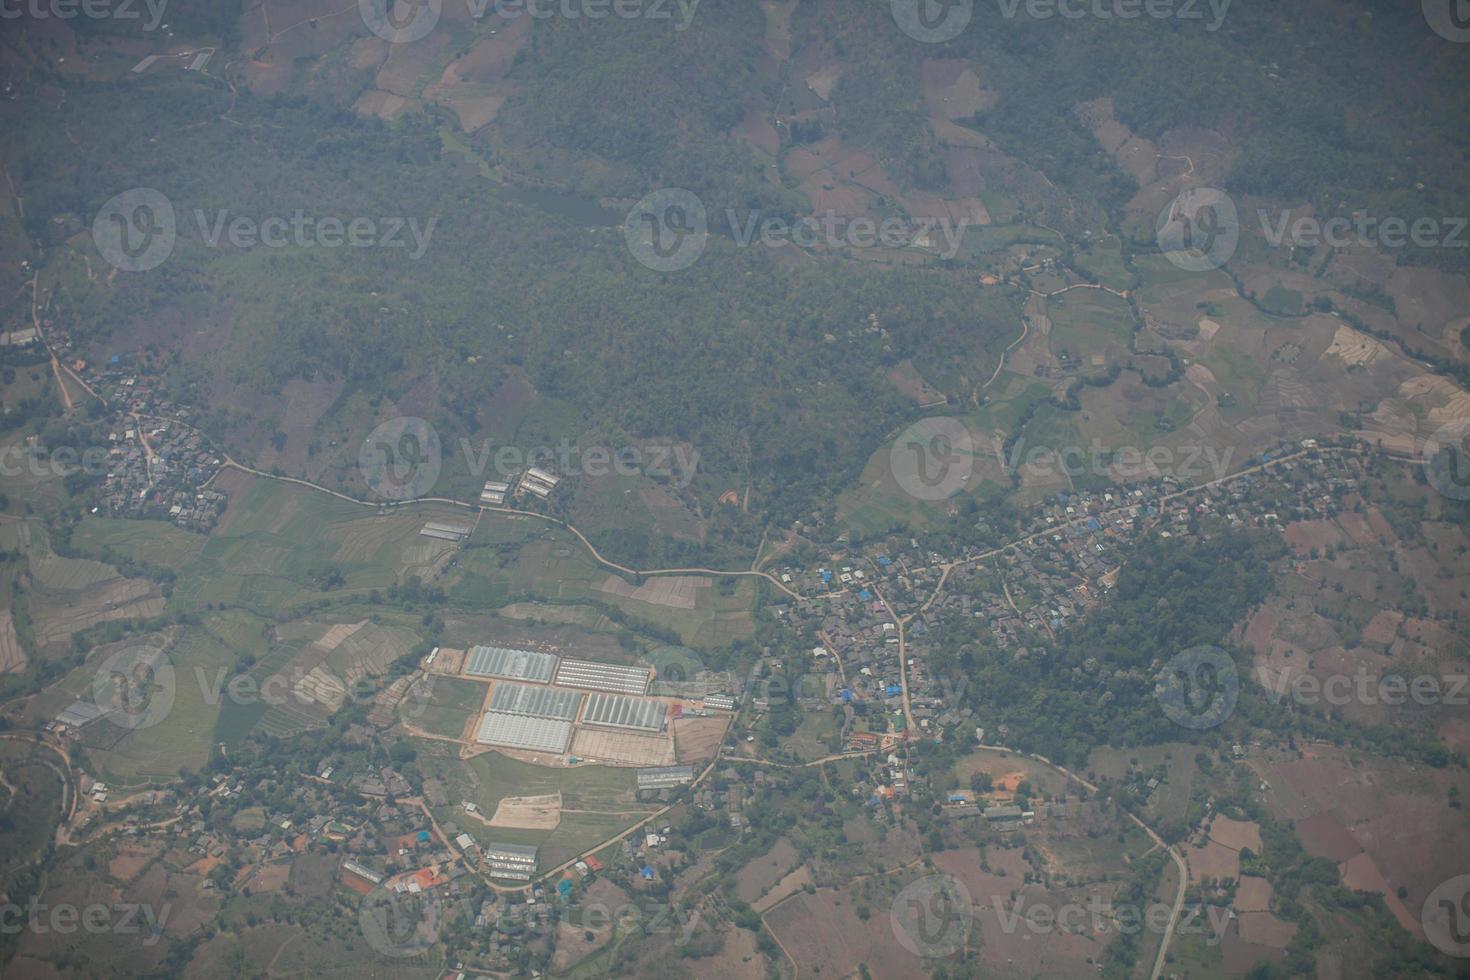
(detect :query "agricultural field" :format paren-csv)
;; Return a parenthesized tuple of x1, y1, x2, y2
(415, 743, 661, 872)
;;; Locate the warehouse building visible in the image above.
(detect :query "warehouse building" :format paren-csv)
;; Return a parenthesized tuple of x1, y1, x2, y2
(419, 521, 472, 542)
(554, 658, 651, 696)
(581, 692, 667, 732)
(474, 711, 573, 753)
(636, 765, 695, 790)
(466, 645, 558, 683)
(484, 842, 538, 881)
(702, 693, 737, 712)
(489, 681, 583, 721)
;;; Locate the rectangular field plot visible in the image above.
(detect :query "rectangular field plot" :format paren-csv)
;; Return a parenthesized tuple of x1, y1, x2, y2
(581, 692, 666, 732)
(554, 659, 650, 695)
(489, 682, 583, 721)
(466, 645, 557, 683)
(475, 711, 572, 753)
(570, 727, 676, 767)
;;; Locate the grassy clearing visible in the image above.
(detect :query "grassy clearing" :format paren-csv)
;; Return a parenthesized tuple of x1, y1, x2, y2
(417, 744, 660, 871)
(69, 518, 207, 569)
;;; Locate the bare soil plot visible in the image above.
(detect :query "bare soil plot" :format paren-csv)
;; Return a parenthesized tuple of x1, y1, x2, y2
(1235, 876, 1273, 913)
(764, 885, 930, 980)
(920, 59, 996, 121)
(0, 610, 24, 673)
(1243, 608, 1279, 653)
(672, 715, 728, 764)
(598, 574, 710, 610)
(570, 727, 675, 767)
(1237, 911, 1297, 949)
(1187, 838, 1240, 884)
(736, 838, 800, 904)
(1209, 815, 1262, 854)
(107, 842, 162, 882)
(489, 792, 562, 831)
(1294, 811, 1362, 862)
(1249, 744, 1470, 920)
(753, 865, 814, 914)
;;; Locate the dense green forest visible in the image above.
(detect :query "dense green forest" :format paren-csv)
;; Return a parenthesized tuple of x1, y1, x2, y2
(928, 531, 1282, 765)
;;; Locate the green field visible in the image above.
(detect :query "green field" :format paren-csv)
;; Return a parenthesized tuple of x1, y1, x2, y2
(417, 744, 661, 872)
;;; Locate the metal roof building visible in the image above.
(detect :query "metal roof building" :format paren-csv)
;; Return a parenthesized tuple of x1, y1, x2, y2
(466, 645, 558, 683)
(484, 842, 538, 881)
(636, 765, 695, 790)
(474, 711, 572, 753)
(55, 701, 107, 729)
(554, 659, 651, 695)
(489, 682, 583, 721)
(581, 692, 666, 732)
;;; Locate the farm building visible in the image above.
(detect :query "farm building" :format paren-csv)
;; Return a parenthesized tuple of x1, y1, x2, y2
(581, 692, 667, 732)
(702, 693, 737, 711)
(55, 700, 107, 729)
(636, 765, 695, 790)
(519, 467, 560, 498)
(342, 860, 383, 885)
(466, 645, 558, 683)
(484, 842, 538, 881)
(419, 521, 472, 542)
(554, 659, 651, 695)
(489, 682, 583, 720)
(474, 712, 573, 753)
